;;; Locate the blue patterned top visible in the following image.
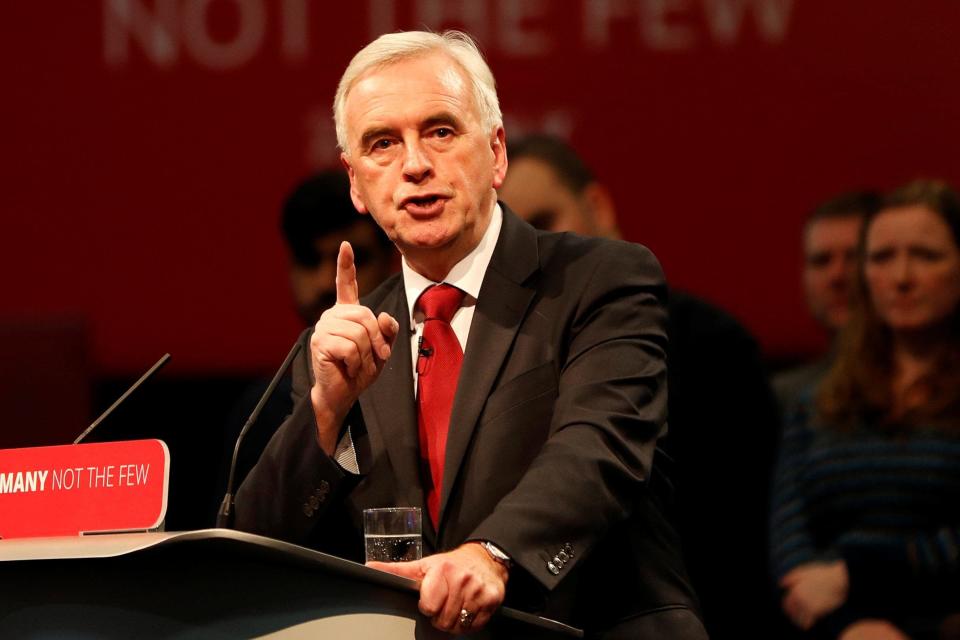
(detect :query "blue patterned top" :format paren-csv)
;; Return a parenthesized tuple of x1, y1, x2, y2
(770, 390, 960, 632)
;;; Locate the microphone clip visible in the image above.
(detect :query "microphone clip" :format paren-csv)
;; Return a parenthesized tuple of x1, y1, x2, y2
(417, 335, 434, 358)
(417, 336, 433, 377)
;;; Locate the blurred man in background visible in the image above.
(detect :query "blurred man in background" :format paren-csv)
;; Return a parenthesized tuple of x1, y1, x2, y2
(500, 133, 782, 639)
(282, 170, 396, 325)
(773, 192, 877, 409)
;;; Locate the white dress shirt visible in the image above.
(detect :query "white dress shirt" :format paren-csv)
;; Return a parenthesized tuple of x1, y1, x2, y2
(402, 203, 502, 391)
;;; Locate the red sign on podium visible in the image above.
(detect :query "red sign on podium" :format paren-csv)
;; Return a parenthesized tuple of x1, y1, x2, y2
(0, 440, 169, 539)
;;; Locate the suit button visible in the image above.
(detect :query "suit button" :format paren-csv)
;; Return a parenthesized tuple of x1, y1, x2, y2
(553, 555, 564, 569)
(302, 504, 314, 517)
(547, 561, 559, 576)
(558, 551, 569, 562)
(564, 543, 574, 557)
(318, 480, 330, 496)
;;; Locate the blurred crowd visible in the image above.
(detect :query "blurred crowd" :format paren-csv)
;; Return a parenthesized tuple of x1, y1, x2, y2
(242, 133, 960, 640)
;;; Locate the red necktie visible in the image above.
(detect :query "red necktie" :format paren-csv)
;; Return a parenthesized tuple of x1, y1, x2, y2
(415, 284, 466, 526)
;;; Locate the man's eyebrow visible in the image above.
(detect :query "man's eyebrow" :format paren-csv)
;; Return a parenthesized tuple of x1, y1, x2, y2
(422, 112, 464, 130)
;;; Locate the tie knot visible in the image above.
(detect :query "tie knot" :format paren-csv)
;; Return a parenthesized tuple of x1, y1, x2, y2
(416, 284, 465, 323)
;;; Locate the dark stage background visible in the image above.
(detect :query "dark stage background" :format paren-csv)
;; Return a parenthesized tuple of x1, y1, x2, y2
(2, 0, 959, 528)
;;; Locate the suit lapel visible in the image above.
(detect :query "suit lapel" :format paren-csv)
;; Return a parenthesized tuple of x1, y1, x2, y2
(438, 207, 539, 528)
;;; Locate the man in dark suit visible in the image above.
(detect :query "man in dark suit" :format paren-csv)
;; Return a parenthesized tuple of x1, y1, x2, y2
(772, 192, 876, 411)
(235, 30, 704, 638)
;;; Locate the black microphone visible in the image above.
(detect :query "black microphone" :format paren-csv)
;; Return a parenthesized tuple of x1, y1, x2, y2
(74, 353, 172, 444)
(417, 335, 433, 358)
(217, 340, 302, 529)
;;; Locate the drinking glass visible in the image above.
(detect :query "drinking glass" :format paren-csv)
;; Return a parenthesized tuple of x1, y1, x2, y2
(363, 507, 422, 562)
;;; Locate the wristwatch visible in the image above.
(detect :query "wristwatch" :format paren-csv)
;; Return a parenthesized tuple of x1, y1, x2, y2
(479, 541, 513, 569)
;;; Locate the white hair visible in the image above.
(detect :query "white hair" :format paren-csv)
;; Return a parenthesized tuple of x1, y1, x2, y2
(333, 30, 502, 153)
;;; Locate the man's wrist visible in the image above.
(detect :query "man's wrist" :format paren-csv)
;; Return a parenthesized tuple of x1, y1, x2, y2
(310, 385, 347, 455)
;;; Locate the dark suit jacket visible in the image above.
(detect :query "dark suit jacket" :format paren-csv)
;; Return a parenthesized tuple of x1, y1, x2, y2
(235, 207, 701, 634)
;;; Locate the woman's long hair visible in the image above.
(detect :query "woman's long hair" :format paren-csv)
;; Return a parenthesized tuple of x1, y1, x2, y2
(817, 179, 960, 432)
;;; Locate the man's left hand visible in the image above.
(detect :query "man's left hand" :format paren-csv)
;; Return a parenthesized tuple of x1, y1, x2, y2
(780, 560, 850, 630)
(368, 542, 509, 634)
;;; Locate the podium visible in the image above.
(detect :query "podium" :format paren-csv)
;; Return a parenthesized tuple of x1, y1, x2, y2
(0, 528, 582, 638)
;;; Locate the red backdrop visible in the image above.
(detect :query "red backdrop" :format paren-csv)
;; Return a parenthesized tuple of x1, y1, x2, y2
(3, 0, 959, 375)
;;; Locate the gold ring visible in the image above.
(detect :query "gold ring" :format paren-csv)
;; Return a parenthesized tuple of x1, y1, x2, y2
(459, 608, 476, 628)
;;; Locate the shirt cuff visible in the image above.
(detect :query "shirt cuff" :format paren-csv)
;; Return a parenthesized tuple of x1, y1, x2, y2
(333, 424, 360, 475)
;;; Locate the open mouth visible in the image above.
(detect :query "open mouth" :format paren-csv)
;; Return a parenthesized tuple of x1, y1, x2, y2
(402, 194, 446, 216)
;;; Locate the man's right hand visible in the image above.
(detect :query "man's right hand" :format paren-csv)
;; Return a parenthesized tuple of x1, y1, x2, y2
(310, 241, 398, 454)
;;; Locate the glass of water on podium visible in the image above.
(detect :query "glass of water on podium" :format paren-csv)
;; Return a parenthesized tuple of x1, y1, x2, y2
(363, 507, 422, 562)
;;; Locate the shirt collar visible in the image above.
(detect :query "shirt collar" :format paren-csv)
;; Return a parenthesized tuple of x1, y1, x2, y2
(402, 202, 502, 323)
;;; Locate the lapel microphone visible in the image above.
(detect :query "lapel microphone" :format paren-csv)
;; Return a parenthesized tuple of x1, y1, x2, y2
(417, 335, 434, 358)
(417, 335, 434, 377)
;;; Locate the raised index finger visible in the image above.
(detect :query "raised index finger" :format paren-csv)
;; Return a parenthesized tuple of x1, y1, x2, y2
(336, 241, 359, 305)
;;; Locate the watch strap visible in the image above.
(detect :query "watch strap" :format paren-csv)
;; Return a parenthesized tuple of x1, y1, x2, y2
(480, 540, 513, 568)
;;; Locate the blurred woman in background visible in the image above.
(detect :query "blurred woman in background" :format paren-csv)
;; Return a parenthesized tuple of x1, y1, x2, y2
(770, 179, 960, 640)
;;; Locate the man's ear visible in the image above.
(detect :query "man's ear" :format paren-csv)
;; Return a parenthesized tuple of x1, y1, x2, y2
(490, 127, 508, 189)
(582, 182, 620, 239)
(340, 152, 368, 214)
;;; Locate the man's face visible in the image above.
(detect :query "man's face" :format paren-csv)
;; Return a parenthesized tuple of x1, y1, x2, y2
(289, 221, 394, 325)
(340, 52, 507, 277)
(498, 156, 595, 234)
(802, 215, 863, 332)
